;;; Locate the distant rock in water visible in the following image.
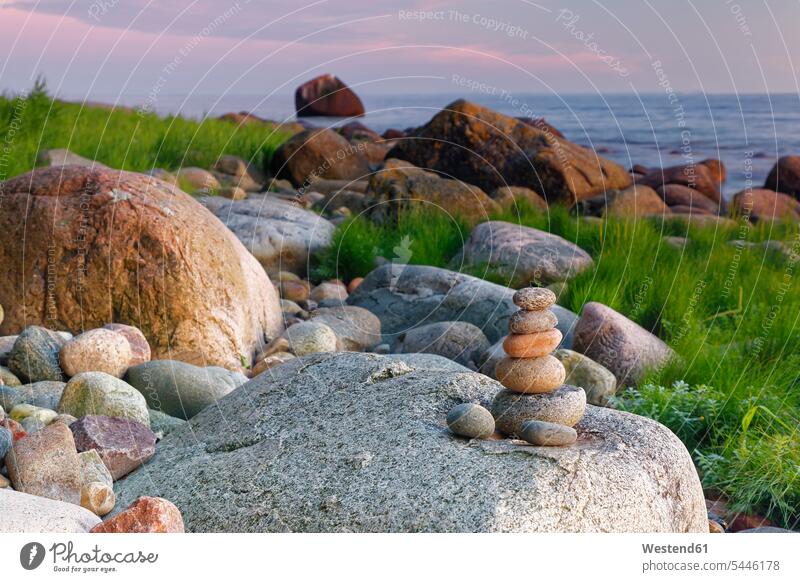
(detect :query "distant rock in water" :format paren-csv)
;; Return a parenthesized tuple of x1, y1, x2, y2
(764, 155, 800, 199)
(111, 352, 708, 532)
(0, 166, 283, 372)
(295, 74, 365, 118)
(387, 100, 632, 205)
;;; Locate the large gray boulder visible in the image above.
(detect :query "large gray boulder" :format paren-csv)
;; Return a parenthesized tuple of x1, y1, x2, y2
(451, 221, 594, 287)
(347, 264, 577, 344)
(112, 352, 707, 533)
(201, 194, 335, 276)
(393, 321, 489, 368)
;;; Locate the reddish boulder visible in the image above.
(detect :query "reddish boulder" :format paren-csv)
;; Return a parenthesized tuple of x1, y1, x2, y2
(0, 167, 282, 371)
(272, 128, 371, 186)
(700, 158, 726, 184)
(730, 188, 800, 222)
(657, 184, 720, 213)
(388, 100, 631, 205)
(102, 324, 151, 367)
(515, 117, 565, 138)
(91, 496, 184, 533)
(764, 155, 800, 198)
(382, 128, 406, 140)
(71, 415, 156, 480)
(636, 163, 721, 202)
(295, 74, 365, 118)
(338, 121, 381, 142)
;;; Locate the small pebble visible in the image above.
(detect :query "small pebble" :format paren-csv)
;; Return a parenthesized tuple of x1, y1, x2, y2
(446, 403, 495, 439)
(520, 420, 577, 447)
(81, 481, 116, 516)
(503, 329, 562, 358)
(708, 520, 725, 533)
(508, 309, 558, 334)
(513, 287, 556, 311)
(0, 474, 9, 488)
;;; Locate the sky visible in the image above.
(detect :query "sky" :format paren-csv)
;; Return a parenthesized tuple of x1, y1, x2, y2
(0, 0, 798, 102)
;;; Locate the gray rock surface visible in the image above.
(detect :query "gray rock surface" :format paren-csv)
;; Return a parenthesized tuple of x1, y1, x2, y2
(125, 360, 247, 420)
(347, 264, 577, 345)
(201, 194, 335, 276)
(572, 302, 675, 386)
(7, 326, 66, 382)
(0, 488, 101, 533)
(310, 306, 382, 351)
(113, 352, 707, 533)
(451, 221, 594, 287)
(394, 321, 489, 367)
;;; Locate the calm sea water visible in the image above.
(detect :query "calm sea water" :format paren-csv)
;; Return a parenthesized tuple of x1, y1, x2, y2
(115, 92, 800, 197)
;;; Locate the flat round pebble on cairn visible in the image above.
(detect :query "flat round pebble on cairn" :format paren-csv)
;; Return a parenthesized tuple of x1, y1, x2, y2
(491, 287, 586, 446)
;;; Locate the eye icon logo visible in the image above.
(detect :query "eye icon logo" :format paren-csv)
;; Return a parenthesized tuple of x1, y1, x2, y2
(20, 542, 46, 570)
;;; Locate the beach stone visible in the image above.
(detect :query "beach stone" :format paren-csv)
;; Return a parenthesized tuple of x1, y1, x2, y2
(572, 302, 675, 386)
(554, 349, 618, 406)
(81, 481, 116, 516)
(491, 385, 587, 435)
(0, 385, 22, 410)
(7, 326, 66, 382)
(508, 309, 558, 334)
(602, 185, 670, 217)
(58, 372, 149, 426)
(20, 417, 46, 434)
(520, 420, 578, 447)
(764, 155, 800, 198)
(495, 355, 566, 394)
(701, 158, 727, 183)
(387, 100, 631, 204)
(280, 280, 310, 303)
(452, 221, 594, 287)
(0, 475, 8, 488)
(218, 186, 247, 200)
(395, 321, 490, 368)
(657, 184, 720, 213)
(636, 163, 721, 203)
(282, 321, 338, 356)
(490, 186, 548, 211)
(310, 282, 348, 303)
(310, 306, 382, 351)
(52, 413, 77, 427)
(367, 159, 501, 224)
(148, 409, 187, 439)
(0, 417, 26, 441)
(0, 488, 101, 533)
(59, 328, 133, 378)
(92, 496, 185, 533)
(503, 329, 562, 358)
(0, 426, 11, 459)
(78, 449, 113, 488)
(111, 352, 707, 532)
(272, 128, 370, 186)
(252, 352, 296, 377)
(0, 335, 16, 365)
(447, 403, 495, 439)
(0, 365, 21, 386)
(176, 167, 220, 191)
(125, 360, 246, 420)
(295, 74, 365, 118)
(71, 415, 156, 480)
(0, 166, 282, 372)
(730, 188, 800, 222)
(5, 422, 82, 504)
(14, 381, 66, 409)
(200, 194, 335, 277)
(513, 287, 557, 311)
(10, 404, 57, 424)
(102, 324, 151, 367)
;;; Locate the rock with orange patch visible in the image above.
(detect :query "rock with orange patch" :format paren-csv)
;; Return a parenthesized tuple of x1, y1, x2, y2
(0, 166, 282, 371)
(495, 355, 566, 394)
(92, 496, 184, 533)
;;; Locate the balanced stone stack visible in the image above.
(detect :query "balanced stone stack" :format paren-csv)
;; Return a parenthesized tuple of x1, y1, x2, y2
(491, 287, 586, 446)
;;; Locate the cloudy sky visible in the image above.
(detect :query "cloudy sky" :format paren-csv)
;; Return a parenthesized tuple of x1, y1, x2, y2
(1, 0, 798, 101)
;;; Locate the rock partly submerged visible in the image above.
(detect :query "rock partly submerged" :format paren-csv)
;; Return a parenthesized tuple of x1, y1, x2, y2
(112, 352, 707, 533)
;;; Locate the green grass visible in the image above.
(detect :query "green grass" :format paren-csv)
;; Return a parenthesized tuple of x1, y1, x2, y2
(0, 79, 289, 181)
(316, 200, 800, 529)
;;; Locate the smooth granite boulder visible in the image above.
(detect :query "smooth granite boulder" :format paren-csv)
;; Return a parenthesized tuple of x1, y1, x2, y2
(0, 488, 101, 533)
(112, 352, 707, 533)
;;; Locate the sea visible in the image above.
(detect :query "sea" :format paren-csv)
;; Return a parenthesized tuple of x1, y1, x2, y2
(107, 91, 800, 198)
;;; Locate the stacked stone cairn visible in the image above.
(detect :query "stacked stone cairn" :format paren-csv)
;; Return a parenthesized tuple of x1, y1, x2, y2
(491, 287, 586, 446)
(446, 287, 587, 446)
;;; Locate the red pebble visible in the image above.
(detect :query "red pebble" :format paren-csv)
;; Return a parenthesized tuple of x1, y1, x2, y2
(91, 496, 184, 533)
(0, 418, 27, 441)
